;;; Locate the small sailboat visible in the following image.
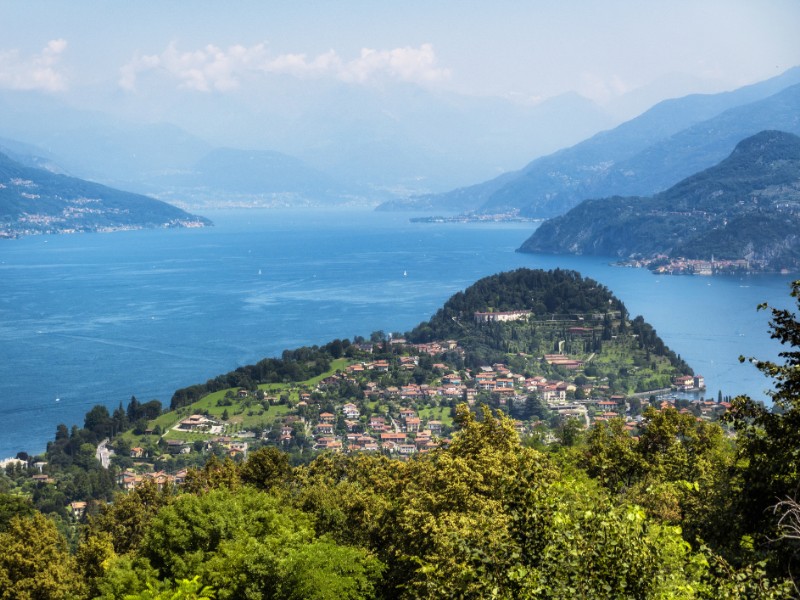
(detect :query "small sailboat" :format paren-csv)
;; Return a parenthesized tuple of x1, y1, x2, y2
(403, 270, 408, 277)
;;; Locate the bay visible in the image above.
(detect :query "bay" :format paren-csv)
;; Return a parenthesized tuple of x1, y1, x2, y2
(0, 208, 794, 458)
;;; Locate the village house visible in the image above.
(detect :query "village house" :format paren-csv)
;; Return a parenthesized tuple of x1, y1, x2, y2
(69, 501, 87, 519)
(315, 422, 335, 436)
(398, 444, 417, 456)
(542, 385, 567, 404)
(174, 469, 188, 486)
(342, 403, 361, 419)
(315, 437, 342, 452)
(400, 356, 418, 369)
(442, 373, 462, 386)
(427, 420, 444, 434)
(399, 408, 416, 421)
(368, 415, 387, 431)
(176, 414, 219, 433)
(495, 377, 515, 390)
(544, 354, 583, 370)
(380, 432, 407, 445)
(400, 385, 423, 399)
(404, 416, 422, 433)
(474, 310, 532, 323)
(165, 439, 190, 454)
(226, 441, 248, 458)
(144, 471, 175, 491)
(118, 470, 139, 491)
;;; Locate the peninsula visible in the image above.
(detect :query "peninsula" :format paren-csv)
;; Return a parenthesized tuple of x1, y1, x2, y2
(0, 151, 210, 238)
(518, 130, 800, 274)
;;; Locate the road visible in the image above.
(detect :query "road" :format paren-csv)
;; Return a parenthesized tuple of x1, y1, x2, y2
(96, 438, 112, 469)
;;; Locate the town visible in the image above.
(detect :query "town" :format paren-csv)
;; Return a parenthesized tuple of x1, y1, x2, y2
(107, 322, 720, 493)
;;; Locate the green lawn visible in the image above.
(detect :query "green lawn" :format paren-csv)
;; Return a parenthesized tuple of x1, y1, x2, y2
(132, 358, 351, 440)
(418, 406, 454, 427)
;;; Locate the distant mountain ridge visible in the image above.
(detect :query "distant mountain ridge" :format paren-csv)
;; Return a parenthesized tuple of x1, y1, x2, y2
(518, 130, 800, 272)
(145, 147, 362, 208)
(378, 67, 800, 216)
(0, 152, 211, 237)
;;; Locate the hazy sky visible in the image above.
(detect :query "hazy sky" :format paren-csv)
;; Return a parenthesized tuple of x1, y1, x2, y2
(2, 0, 798, 106)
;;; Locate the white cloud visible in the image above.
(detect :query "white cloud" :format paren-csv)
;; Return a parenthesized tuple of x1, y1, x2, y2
(119, 42, 450, 92)
(578, 72, 635, 104)
(0, 39, 68, 92)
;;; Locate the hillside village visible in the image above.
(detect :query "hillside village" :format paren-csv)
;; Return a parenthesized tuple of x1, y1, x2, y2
(111, 323, 721, 493)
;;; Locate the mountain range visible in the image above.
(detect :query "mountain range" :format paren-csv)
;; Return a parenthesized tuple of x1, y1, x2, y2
(0, 152, 210, 237)
(1, 67, 799, 218)
(517, 130, 800, 272)
(0, 83, 616, 202)
(378, 67, 800, 217)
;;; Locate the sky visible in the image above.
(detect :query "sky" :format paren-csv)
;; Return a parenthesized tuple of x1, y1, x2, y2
(0, 1, 799, 188)
(2, 1, 798, 103)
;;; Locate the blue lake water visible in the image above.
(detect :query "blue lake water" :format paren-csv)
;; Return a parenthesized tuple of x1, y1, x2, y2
(0, 208, 795, 458)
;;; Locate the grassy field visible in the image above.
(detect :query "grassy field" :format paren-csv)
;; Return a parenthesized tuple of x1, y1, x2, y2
(122, 358, 350, 445)
(418, 405, 454, 427)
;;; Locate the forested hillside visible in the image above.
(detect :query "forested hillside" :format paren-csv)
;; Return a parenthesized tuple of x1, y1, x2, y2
(0, 152, 210, 237)
(519, 131, 800, 272)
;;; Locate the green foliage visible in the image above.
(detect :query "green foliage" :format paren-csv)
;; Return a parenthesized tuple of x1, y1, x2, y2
(0, 493, 35, 531)
(88, 479, 174, 555)
(725, 280, 800, 573)
(136, 487, 383, 600)
(171, 346, 334, 410)
(239, 446, 292, 492)
(124, 576, 215, 600)
(0, 512, 86, 599)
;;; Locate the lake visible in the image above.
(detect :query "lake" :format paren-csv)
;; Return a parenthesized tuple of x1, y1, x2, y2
(0, 208, 795, 458)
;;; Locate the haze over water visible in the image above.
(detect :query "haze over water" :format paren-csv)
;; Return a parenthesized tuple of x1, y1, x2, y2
(0, 209, 793, 458)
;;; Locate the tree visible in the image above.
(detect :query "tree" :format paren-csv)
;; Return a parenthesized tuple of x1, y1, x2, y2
(124, 576, 215, 600)
(0, 494, 35, 531)
(88, 479, 173, 555)
(139, 487, 383, 599)
(0, 512, 86, 599)
(239, 446, 292, 492)
(555, 415, 583, 447)
(583, 417, 645, 492)
(726, 279, 800, 574)
(84, 404, 113, 439)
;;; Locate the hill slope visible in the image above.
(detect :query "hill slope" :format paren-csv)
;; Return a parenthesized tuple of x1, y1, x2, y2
(0, 152, 210, 237)
(518, 131, 800, 272)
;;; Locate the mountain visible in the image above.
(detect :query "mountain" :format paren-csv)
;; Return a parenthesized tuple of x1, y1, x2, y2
(0, 82, 615, 199)
(0, 152, 211, 237)
(0, 93, 214, 192)
(0, 137, 66, 174)
(379, 67, 800, 215)
(518, 130, 800, 272)
(144, 147, 364, 208)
